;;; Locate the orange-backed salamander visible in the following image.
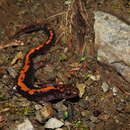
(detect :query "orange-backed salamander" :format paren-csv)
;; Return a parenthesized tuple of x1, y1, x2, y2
(13, 24, 79, 102)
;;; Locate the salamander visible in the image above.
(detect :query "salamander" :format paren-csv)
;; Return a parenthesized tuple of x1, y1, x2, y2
(13, 24, 79, 102)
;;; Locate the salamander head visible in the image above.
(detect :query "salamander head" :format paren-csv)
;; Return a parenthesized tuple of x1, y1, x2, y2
(55, 84, 79, 100)
(34, 83, 79, 103)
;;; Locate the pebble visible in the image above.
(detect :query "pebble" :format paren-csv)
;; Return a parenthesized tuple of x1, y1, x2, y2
(55, 128, 64, 130)
(99, 114, 110, 120)
(90, 116, 98, 123)
(54, 101, 67, 112)
(35, 104, 54, 122)
(81, 110, 90, 117)
(116, 103, 125, 112)
(126, 96, 130, 102)
(44, 65, 54, 73)
(35, 104, 42, 110)
(44, 118, 64, 129)
(53, 101, 68, 119)
(64, 47, 68, 53)
(16, 119, 34, 130)
(7, 67, 17, 78)
(101, 82, 109, 93)
(112, 87, 118, 96)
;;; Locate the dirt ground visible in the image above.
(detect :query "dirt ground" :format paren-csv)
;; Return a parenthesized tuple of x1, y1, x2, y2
(0, 0, 130, 130)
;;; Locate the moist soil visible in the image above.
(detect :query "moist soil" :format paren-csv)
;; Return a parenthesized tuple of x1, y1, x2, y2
(0, 0, 130, 130)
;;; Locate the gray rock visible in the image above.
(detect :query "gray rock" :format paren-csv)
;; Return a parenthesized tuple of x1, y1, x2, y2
(44, 118, 64, 129)
(7, 67, 17, 78)
(101, 82, 109, 93)
(55, 128, 64, 130)
(16, 119, 34, 130)
(94, 11, 130, 82)
(112, 87, 118, 96)
(90, 116, 100, 123)
(35, 104, 54, 123)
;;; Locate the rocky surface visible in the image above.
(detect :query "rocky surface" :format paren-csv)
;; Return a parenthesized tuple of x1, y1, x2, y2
(16, 119, 34, 130)
(94, 11, 130, 82)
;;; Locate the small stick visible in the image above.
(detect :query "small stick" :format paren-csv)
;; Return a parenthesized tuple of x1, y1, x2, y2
(0, 40, 24, 50)
(47, 12, 66, 20)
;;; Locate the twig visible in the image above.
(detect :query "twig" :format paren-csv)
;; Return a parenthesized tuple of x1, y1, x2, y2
(0, 40, 24, 50)
(55, 32, 65, 44)
(47, 11, 66, 20)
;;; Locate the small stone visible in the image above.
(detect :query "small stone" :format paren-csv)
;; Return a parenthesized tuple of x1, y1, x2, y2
(44, 118, 64, 129)
(35, 104, 54, 122)
(88, 122, 96, 129)
(99, 114, 110, 120)
(64, 121, 72, 127)
(112, 87, 118, 95)
(90, 116, 98, 123)
(85, 96, 89, 100)
(54, 101, 67, 112)
(16, 119, 34, 130)
(53, 101, 68, 119)
(35, 104, 42, 110)
(126, 96, 130, 102)
(115, 119, 119, 123)
(7, 67, 17, 78)
(81, 110, 90, 117)
(64, 47, 68, 53)
(55, 128, 64, 130)
(101, 82, 109, 93)
(116, 103, 125, 111)
(44, 65, 54, 73)
(120, 99, 125, 102)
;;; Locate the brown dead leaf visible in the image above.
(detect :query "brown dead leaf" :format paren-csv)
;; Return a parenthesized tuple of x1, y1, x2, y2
(11, 51, 23, 65)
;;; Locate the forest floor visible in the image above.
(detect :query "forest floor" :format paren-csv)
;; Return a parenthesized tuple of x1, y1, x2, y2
(0, 0, 130, 130)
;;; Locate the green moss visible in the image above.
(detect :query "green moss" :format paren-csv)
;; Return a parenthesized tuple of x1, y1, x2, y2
(74, 120, 88, 130)
(59, 56, 67, 62)
(80, 57, 86, 63)
(64, 111, 69, 119)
